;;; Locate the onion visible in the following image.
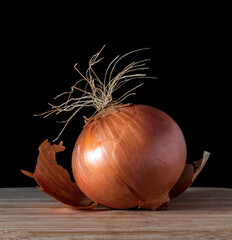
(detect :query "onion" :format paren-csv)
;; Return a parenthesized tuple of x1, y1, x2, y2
(72, 104, 187, 210)
(22, 46, 210, 210)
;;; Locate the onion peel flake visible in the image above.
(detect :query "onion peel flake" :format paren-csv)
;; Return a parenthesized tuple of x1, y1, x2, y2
(21, 139, 97, 210)
(169, 151, 210, 199)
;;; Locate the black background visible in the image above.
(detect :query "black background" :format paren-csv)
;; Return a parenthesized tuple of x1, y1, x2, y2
(2, 3, 231, 189)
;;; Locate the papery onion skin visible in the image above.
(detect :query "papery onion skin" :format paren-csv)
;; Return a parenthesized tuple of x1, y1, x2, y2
(72, 104, 187, 210)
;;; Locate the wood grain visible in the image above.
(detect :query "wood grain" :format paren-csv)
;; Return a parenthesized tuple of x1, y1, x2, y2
(0, 187, 232, 239)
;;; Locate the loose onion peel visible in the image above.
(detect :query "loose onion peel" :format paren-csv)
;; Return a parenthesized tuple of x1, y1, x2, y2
(22, 46, 210, 210)
(22, 140, 97, 209)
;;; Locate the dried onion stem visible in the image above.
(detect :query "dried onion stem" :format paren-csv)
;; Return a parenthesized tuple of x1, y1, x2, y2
(35, 46, 156, 141)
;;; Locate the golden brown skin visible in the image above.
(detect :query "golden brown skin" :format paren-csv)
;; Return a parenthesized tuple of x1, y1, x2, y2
(21, 140, 97, 209)
(72, 104, 187, 210)
(169, 151, 210, 200)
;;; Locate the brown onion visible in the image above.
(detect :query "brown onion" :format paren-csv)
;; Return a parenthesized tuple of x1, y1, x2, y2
(22, 46, 210, 211)
(72, 104, 187, 210)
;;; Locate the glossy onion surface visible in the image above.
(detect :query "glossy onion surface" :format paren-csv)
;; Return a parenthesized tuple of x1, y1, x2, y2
(72, 104, 187, 210)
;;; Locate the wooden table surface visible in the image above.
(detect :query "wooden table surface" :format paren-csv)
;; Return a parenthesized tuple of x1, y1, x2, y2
(0, 187, 231, 239)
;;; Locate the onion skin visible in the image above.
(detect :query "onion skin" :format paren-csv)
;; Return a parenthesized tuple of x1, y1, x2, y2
(169, 151, 210, 200)
(72, 104, 187, 210)
(21, 140, 97, 209)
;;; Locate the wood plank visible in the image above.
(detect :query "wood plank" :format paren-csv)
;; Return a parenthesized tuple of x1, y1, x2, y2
(0, 187, 232, 239)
